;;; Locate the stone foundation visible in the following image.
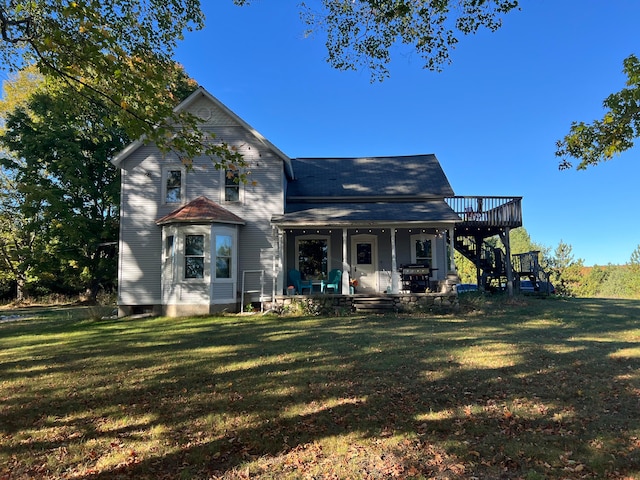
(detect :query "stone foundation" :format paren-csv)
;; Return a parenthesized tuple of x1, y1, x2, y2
(268, 292, 458, 315)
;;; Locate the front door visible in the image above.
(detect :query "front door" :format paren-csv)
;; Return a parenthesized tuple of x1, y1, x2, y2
(351, 235, 378, 293)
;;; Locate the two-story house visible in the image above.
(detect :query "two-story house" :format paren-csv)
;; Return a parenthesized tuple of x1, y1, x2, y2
(112, 87, 522, 317)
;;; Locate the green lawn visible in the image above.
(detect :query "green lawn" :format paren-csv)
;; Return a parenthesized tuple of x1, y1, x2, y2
(1, 297, 639, 479)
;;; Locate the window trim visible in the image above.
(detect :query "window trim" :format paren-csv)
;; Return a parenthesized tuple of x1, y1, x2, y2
(162, 166, 186, 205)
(213, 226, 238, 283)
(221, 168, 243, 204)
(184, 234, 206, 280)
(295, 235, 331, 280)
(178, 226, 210, 283)
(410, 234, 436, 269)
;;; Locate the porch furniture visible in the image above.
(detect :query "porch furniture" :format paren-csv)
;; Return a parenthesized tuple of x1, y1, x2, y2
(323, 269, 342, 293)
(312, 280, 325, 293)
(288, 269, 312, 294)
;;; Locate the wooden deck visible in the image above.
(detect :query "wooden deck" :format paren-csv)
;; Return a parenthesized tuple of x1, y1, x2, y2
(446, 196, 522, 235)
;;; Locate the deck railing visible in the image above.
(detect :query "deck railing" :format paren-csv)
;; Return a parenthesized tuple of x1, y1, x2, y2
(445, 196, 522, 228)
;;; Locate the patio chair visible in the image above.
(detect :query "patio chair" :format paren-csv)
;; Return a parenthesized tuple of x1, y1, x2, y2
(288, 269, 312, 294)
(322, 269, 342, 293)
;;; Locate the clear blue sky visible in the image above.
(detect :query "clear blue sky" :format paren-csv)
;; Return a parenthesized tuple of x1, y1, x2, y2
(105, 2, 640, 266)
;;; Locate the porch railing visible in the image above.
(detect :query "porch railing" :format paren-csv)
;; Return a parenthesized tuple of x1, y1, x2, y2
(445, 196, 522, 228)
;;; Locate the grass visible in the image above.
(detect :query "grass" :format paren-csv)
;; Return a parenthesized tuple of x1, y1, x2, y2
(1, 297, 639, 479)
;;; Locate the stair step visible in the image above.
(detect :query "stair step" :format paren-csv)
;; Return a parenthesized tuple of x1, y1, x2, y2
(352, 296, 396, 313)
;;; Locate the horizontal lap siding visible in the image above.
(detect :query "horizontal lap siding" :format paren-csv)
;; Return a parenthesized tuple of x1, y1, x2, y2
(118, 95, 285, 308)
(118, 147, 163, 305)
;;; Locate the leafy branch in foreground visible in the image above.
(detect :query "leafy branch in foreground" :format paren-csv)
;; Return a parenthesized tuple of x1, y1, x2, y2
(0, 1, 246, 170)
(556, 54, 640, 170)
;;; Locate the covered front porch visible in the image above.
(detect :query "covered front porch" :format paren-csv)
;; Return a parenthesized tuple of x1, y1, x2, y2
(272, 223, 458, 297)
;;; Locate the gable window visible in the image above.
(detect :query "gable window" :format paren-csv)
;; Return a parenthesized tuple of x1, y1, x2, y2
(163, 167, 185, 204)
(185, 234, 205, 279)
(224, 168, 240, 203)
(296, 236, 329, 280)
(215, 234, 233, 278)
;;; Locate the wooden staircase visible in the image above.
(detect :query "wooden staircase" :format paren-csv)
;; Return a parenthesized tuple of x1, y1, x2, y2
(352, 296, 397, 314)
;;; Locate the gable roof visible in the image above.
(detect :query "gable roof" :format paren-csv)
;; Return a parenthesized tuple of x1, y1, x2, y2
(111, 87, 294, 179)
(156, 196, 245, 226)
(287, 155, 454, 200)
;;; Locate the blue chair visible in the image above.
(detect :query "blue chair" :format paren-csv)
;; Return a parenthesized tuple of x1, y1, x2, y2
(288, 269, 312, 294)
(323, 269, 342, 293)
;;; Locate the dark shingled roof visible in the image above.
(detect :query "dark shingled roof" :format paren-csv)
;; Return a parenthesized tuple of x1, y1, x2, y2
(156, 196, 245, 225)
(273, 201, 459, 226)
(287, 155, 454, 198)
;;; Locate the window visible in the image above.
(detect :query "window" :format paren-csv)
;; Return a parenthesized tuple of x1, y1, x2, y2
(164, 167, 185, 204)
(224, 169, 240, 202)
(411, 234, 434, 267)
(165, 235, 174, 260)
(185, 234, 205, 279)
(215, 234, 232, 278)
(296, 237, 329, 279)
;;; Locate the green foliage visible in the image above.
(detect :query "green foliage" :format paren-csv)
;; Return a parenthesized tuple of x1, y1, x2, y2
(0, 77, 125, 298)
(0, 1, 245, 171)
(597, 265, 639, 299)
(300, 0, 520, 81)
(547, 240, 584, 296)
(556, 54, 640, 169)
(454, 251, 476, 284)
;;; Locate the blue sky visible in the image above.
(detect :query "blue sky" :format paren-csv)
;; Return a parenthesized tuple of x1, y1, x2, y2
(173, 0, 640, 266)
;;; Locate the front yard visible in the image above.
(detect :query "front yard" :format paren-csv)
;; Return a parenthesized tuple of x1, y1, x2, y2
(1, 297, 639, 479)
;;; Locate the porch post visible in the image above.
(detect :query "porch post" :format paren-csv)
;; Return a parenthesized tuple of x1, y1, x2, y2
(276, 228, 284, 296)
(448, 227, 456, 273)
(390, 228, 399, 293)
(342, 228, 349, 293)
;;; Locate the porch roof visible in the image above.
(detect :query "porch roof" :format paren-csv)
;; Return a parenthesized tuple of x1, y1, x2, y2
(272, 200, 459, 227)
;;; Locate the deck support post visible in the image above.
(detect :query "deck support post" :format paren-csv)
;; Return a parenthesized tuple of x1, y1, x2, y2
(475, 234, 483, 289)
(500, 227, 514, 297)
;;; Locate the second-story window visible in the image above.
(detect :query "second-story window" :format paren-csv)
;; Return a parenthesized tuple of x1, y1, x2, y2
(165, 169, 183, 204)
(224, 169, 240, 203)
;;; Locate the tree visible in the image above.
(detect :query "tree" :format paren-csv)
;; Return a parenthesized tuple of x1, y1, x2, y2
(0, 1, 244, 171)
(0, 81, 126, 299)
(297, 0, 520, 81)
(556, 54, 640, 170)
(0, 65, 46, 299)
(627, 244, 640, 294)
(296, 0, 518, 80)
(548, 240, 583, 296)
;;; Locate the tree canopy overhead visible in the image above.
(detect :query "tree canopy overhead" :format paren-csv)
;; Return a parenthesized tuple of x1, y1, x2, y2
(0, 0, 244, 170)
(297, 0, 520, 81)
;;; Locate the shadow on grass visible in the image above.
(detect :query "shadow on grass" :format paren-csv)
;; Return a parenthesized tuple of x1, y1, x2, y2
(1, 298, 639, 478)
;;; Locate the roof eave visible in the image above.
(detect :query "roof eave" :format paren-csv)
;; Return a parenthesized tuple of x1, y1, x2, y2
(156, 218, 246, 226)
